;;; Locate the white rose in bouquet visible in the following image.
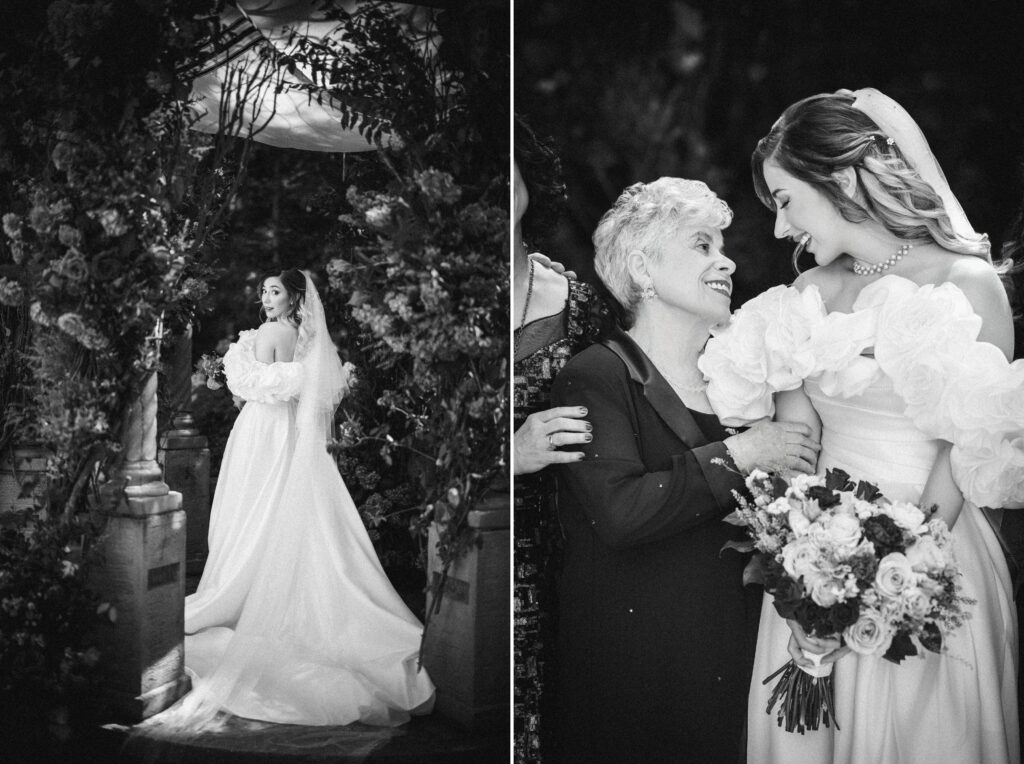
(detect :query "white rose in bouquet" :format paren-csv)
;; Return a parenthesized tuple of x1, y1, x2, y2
(844, 608, 895, 656)
(874, 553, 918, 599)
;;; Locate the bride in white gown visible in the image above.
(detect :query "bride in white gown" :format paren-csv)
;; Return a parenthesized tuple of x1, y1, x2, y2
(699, 89, 1021, 763)
(168, 269, 434, 727)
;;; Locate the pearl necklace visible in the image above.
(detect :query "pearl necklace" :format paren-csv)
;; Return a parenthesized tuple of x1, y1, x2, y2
(852, 243, 913, 276)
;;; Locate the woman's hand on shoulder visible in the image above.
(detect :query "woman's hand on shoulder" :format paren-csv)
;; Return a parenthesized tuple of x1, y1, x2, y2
(945, 256, 1014, 358)
(529, 252, 576, 281)
(514, 406, 590, 476)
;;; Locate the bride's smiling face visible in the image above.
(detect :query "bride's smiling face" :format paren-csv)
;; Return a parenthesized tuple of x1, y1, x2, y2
(644, 225, 735, 324)
(261, 277, 291, 321)
(762, 161, 848, 266)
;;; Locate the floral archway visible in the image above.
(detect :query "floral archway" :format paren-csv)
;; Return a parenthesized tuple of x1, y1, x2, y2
(0, 0, 507, 752)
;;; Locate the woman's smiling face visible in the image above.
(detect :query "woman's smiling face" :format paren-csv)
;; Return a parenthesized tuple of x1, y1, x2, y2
(762, 160, 849, 267)
(645, 225, 736, 325)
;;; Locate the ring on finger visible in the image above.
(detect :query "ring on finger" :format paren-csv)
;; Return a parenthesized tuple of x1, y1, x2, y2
(548, 434, 555, 450)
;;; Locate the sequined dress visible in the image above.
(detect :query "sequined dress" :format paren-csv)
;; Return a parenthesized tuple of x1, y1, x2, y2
(513, 279, 597, 763)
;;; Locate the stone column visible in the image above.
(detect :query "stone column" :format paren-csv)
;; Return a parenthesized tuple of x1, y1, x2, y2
(422, 492, 510, 731)
(158, 325, 210, 581)
(93, 344, 190, 722)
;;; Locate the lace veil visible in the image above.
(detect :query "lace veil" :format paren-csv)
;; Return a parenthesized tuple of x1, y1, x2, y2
(294, 270, 348, 443)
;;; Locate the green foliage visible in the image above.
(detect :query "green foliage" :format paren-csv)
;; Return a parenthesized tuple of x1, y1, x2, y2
(0, 0, 226, 739)
(303, 2, 509, 577)
(0, 508, 108, 718)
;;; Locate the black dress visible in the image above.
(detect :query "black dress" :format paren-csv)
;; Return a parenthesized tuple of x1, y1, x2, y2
(551, 329, 761, 764)
(513, 279, 598, 763)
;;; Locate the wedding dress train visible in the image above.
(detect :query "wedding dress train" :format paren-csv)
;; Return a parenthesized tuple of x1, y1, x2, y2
(170, 327, 434, 727)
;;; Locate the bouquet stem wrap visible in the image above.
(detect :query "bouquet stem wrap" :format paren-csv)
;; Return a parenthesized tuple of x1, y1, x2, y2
(764, 651, 839, 734)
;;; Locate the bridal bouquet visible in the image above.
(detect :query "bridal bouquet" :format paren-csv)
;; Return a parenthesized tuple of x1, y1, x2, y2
(726, 467, 972, 734)
(195, 353, 227, 390)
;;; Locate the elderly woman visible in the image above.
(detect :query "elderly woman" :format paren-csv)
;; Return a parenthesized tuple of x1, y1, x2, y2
(551, 178, 819, 763)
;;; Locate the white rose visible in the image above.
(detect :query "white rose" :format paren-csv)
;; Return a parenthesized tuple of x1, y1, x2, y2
(843, 608, 895, 656)
(809, 576, 842, 608)
(825, 513, 862, 551)
(887, 501, 927, 533)
(781, 537, 819, 579)
(765, 497, 791, 516)
(874, 553, 917, 599)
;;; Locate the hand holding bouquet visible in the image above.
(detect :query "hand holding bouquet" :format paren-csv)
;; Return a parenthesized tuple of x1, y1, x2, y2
(725, 467, 972, 734)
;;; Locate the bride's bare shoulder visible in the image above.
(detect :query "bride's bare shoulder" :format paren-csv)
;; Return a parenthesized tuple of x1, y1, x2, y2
(792, 264, 844, 300)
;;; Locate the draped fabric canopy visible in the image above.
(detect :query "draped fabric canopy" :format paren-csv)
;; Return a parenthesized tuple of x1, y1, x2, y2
(182, 0, 436, 152)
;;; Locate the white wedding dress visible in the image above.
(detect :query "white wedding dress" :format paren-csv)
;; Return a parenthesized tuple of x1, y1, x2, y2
(700, 275, 1021, 764)
(172, 328, 434, 727)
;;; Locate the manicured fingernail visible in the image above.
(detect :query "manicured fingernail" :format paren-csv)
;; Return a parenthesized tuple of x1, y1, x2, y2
(575, 452, 584, 460)
(584, 434, 593, 442)
(584, 422, 592, 431)
(578, 407, 587, 415)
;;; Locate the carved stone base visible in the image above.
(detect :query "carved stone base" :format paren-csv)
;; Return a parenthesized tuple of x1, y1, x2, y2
(91, 489, 189, 722)
(421, 494, 510, 732)
(159, 434, 210, 579)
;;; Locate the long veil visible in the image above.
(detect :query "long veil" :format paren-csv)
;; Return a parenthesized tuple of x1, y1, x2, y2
(294, 270, 351, 443)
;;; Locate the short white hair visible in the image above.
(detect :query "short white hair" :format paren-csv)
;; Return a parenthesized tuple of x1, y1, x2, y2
(593, 177, 732, 323)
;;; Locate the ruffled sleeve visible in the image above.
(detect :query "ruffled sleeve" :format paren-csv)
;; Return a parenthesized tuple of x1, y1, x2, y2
(698, 284, 830, 426)
(873, 282, 1024, 508)
(223, 330, 305, 404)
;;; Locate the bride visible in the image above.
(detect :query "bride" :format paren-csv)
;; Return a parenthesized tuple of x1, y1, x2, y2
(169, 269, 434, 727)
(699, 89, 1021, 763)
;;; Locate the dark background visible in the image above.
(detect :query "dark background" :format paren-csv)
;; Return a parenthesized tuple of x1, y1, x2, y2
(515, 0, 1024, 337)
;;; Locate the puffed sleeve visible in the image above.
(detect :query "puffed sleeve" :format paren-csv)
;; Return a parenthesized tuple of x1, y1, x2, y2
(699, 284, 831, 426)
(875, 282, 1024, 508)
(223, 330, 305, 403)
(552, 348, 745, 550)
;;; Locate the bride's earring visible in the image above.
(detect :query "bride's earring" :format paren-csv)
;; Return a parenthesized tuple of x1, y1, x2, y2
(641, 282, 657, 300)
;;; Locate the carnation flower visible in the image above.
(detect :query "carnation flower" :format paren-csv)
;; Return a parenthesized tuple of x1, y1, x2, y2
(843, 608, 894, 655)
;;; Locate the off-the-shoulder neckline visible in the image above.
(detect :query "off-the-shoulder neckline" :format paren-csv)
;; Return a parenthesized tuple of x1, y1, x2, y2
(796, 273, 962, 319)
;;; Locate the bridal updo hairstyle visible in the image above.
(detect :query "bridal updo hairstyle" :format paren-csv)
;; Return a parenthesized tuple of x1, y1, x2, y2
(257, 268, 306, 324)
(593, 177, 732, 327)
(751, 91, 990, 260)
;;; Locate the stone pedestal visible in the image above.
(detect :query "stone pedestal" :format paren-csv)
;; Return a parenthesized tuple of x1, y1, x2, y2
(92, 366, 190, 722)
(159, 325, 210, 579)
(92, 490, 189, 721)
(421, 493, 510, 732)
